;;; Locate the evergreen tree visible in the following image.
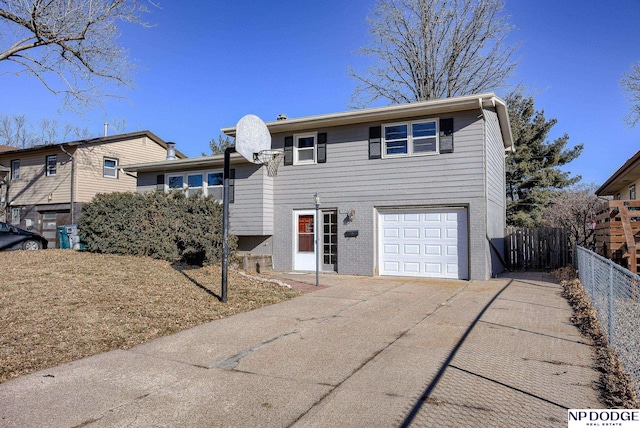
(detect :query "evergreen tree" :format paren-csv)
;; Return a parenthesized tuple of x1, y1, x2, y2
(505, 92, 583, 227)
(208, 135, 234, 155)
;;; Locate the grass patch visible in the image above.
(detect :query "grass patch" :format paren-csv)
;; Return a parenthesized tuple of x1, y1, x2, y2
(0, 250, 301, 384)
(553, 266, 639, 408)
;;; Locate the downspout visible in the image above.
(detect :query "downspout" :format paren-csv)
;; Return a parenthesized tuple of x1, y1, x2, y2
(60, 145, 75, 224)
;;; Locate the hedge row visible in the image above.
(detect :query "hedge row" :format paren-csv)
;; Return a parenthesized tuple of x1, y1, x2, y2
(78, 191, 237, 265)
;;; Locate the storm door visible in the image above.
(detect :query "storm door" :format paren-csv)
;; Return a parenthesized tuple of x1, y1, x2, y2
(322, 210, 338, 271)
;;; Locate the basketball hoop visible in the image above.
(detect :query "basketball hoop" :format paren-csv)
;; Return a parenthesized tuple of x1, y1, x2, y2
(255, 149, 284, 177)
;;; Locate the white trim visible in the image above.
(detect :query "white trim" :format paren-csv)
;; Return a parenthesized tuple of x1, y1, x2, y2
(382, 118, 439, 158)
(103, 157, 118, 179)
(294, 132, 318, 165)
(163, 169, 225, 198)
(293, 209, 317, 271)
(377, 207, 469, 279)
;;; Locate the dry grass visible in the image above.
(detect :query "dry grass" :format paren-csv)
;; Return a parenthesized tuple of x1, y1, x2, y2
(553, 266, 639, 408)
(0, 250, 301, 384)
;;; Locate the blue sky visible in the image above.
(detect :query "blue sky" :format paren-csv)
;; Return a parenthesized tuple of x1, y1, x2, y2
(1, 0, 639, 186)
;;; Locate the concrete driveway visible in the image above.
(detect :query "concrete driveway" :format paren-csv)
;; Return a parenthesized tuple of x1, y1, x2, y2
(0, 272, 601, 427)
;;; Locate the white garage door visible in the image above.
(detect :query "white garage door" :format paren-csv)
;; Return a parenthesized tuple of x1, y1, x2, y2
(379, 208, 468, 279)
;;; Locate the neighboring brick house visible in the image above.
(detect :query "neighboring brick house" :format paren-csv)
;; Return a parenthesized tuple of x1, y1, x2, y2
(0, 131, 184, 247)
(126, 93, 513, 281)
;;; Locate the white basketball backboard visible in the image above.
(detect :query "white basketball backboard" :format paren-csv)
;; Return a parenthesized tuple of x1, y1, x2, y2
(235, 114, 271, 164)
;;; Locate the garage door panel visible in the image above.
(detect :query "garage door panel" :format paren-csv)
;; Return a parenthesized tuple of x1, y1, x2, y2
(425, 245, 441, 256)
(424, 228, 441, 238)
(424, 213, 441, 222)
(384, 227, 400, 238)
(380, 208, 468, 280)
(403, 213, 420, 222)
(403, 228, 420, 238)
(404, 262, 420, 273)
(425, 263, 442, 274)
(384, 261, 400, 273)
(403, 244, 420, 255)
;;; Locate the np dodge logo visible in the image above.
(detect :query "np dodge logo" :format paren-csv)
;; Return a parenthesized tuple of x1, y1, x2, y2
(568, 410, 640, 427)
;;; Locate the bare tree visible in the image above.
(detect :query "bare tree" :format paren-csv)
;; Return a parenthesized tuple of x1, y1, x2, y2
(0, 0, 155, 110)
(0, 114, 36, 148)
(543, 184, 601, 249)
(0, 114, 96, 147)
(621, 61, 640, 127)
(350, 0, 518, 106)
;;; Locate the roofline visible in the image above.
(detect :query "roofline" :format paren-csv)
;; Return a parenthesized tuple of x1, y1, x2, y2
(221, 93, 514, 150)
(123, 152, 248, 173)
(0, 131, 187, 159)
(595, 149, 640, 195)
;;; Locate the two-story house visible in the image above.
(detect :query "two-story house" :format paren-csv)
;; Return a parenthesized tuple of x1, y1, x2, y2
(0, 131, 183, 247)
(125, 93, 513, 281)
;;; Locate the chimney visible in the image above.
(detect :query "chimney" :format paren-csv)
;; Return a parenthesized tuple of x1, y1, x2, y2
(166, 142, 176, 161)
(104, 123, 108, 137)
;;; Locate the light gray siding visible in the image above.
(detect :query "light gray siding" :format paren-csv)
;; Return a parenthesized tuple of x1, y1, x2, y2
(270, 109, 494, 280)
(231, 164, 274, 236)
(484, 107, 508, 276)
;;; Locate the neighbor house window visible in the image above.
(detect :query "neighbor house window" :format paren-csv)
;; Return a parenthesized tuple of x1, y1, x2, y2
(11, 208, 20, 225)
(103, 157, 118, 178)
(11, 160, 19, 180)
(207, 172, 223, 200)
(168, 175, 184, 192)
(46, 155, 57, 176)
(187, 173, 203, 197)
(383, 119, 438, 157)
(294, 132, 317, 164)
(630, 185, 636, 200)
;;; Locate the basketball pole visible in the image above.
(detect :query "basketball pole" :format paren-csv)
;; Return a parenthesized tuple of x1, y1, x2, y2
(221, 146, 235, 303)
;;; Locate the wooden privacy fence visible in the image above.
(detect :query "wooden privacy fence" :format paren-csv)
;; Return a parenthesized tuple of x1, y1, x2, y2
(505, 227, 569, 270)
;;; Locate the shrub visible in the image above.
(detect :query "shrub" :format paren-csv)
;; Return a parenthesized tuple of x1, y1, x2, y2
(78, 191, 237, 265)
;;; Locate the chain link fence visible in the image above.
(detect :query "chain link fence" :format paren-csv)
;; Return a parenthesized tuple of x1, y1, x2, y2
(576, 246, 640, 399)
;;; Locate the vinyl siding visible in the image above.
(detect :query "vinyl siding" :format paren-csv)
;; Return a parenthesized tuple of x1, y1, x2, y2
(231, 164, 274, 236)
(75, 136, 167, 202)
(269, 109, 493, 279)
(484, 107, 508, 275)
(1, 148, 72, 206)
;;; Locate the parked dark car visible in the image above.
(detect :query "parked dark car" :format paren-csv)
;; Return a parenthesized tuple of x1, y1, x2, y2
(0, 222, 48, 250)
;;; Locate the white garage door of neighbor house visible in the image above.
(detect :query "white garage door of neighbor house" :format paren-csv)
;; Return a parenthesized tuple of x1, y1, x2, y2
(379, 208, 468, 280)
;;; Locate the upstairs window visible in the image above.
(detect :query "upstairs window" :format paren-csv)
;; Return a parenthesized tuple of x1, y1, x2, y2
(103, 157, 118, 178)
(46, 155, 57, 176)
(631, 185, 636, 200)
(294, 132, 317, 164)
(383, 119, 438, 157)
(11, 160, 19, 180)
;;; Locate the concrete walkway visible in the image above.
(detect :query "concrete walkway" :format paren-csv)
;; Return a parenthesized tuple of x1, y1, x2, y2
(0, 272, 601, 427)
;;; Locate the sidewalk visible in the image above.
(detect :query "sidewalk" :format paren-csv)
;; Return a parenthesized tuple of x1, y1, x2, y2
(0, 272, 601, 427)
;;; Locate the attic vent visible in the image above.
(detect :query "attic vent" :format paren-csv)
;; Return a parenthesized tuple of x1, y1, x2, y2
(166, 142, 176, 161)
(277, 114, 287, 121)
